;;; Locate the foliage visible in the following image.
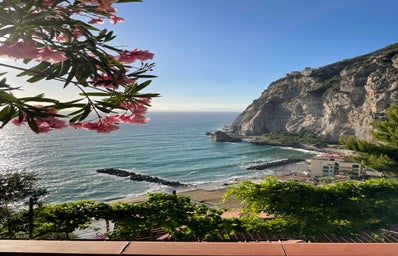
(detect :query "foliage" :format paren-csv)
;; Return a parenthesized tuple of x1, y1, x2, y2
(259, 131, 331, 148)
(32, 193, 240, 241)
(225, 177, 398, 237)
(0, 170, 47, 238)
(340, 104, 398, 175)
(0, 0, 158, 133)
(34, 200, 97, 239)
(109, 193, 238, 241)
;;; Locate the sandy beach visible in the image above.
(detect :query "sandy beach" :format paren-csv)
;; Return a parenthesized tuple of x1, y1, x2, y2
(108, 142, 354, 208)
(107, 143, 358, 213)
(111, 186, 242, 209)
(110, 158, 316, 209)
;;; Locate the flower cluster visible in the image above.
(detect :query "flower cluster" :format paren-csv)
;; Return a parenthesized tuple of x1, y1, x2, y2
(0, 0, 158, 133)
(79, 0, 118, 11)
(117, 49, 154, 64)
(12, 107, 67, 133)
(70, 99, 151, 133)
(0, 42, 67, 64)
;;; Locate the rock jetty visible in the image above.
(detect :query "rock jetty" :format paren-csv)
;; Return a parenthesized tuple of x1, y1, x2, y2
(246, 158, 304, 170)
(96, 168, 188, 187)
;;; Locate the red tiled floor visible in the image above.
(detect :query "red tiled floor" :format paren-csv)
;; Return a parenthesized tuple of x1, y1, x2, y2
(0, 240, 129, 255)
(282, 243, 398, 256)
(1, 240, 398, 256)
(123, 242, 285, 256)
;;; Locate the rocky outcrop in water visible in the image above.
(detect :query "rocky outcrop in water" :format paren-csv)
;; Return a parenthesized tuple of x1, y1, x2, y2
(211, 130, 242, 142)
(96, 168, 188, 187)
(232, 43, 398, 142)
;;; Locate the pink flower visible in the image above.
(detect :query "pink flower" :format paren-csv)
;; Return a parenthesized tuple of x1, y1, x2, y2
(69, 122, 84, 129)
(71, 120, 119, 133)
(116, 49, 154, 64)
(37, 0, 54, 7)
(119, 114, 149, 124)
(90, 72, 135, 88)
(47, 119, 68, 129)
(120, 99, 150, 115)
(11, 107, 67, 133)
(89, 17, 104, 24)
(37, 122, 51, 133)
(0, 41, 39, 60)
(109, 15, 124, 24)
(0, 42, 68, 63)
(55, 35, 66, 42)
(132, 49, 154, 61)
(135, 103, 149, 115)
(12, 118, 25, 126)
(72, 27, 83, 39)
(11, 117, 66, 133)
(36, 47, 68, 63)
(117, 50, 136, 63)
(102, 115, 120, 123)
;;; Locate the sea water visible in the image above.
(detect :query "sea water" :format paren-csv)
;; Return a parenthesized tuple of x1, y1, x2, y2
(0, 111, 315, 203)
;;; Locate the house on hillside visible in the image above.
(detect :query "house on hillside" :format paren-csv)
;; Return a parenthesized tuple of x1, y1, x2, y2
(310, 154, 364, 178)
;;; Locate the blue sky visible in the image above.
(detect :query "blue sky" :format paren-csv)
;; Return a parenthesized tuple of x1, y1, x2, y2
(10, 0, 398, 112)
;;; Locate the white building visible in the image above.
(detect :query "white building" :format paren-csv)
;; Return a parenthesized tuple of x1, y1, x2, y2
(310, 154, 363, 178)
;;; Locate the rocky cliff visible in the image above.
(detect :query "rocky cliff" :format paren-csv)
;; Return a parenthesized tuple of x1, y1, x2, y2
(232, 43, 398, 142)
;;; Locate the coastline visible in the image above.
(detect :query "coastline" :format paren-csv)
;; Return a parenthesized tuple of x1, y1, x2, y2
(110, 161, 314, 209)
(109, 143, 350, 209)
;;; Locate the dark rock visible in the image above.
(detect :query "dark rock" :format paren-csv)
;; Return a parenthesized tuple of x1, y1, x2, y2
(246, 158, 304, 170)
(211, 130, 242, 142)
(96, 168, 188, 187)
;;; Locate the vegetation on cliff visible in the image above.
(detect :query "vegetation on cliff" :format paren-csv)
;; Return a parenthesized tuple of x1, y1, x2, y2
(233, 42, 398, 141)
(340, 104, 398, 176)
(254, 132, 331, 148)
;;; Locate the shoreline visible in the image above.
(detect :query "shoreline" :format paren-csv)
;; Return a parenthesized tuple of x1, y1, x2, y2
(108, 143, 350, 208)
(109, 160, 313, 209)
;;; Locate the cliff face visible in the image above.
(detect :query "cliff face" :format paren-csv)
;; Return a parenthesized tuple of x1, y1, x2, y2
(232, 43, 398, 142)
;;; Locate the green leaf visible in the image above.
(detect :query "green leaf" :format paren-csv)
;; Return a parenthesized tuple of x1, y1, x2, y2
(68, 108, 85, 116)
(131, 74, 157, 79)
(136, 93, 160, 98)
(64, 66, 77, 88)
(55, 100, 85, 110)
(20, 95, 59, 103)
(80, 104, 92, 121)
(26, 75, 47, 83)
(95, 105, 113, 113)
(0, 90, 18, 103)
(79, 92, 110, 97)
(136, 80, 152, 90)
(26, 116, 39, 133)
(70, 114, 83, 123)
(0, 106, 16, 128)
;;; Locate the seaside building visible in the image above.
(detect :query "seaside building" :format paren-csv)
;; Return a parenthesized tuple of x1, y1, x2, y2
(310, 154, 364, 178)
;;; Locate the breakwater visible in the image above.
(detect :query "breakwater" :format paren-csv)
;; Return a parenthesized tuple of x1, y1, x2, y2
(246, 158, 305, 170)
(96, 168, 188, 187)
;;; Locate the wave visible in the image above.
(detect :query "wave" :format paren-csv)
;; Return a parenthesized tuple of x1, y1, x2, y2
(280, 146, 321, 154)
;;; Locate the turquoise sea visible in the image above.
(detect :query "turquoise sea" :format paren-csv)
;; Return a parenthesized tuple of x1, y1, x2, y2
(0, 112, 315, 203)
